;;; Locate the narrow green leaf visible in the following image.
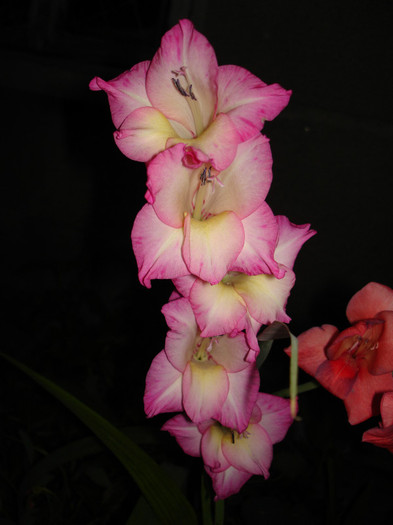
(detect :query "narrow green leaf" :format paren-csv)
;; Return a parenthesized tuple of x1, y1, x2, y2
(0, 352, 198, 525)
(200, 472, 213, 525)
(214, 499, 225, 525)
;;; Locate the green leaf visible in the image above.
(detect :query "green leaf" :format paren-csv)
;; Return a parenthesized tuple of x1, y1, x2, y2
(0, 352, 198, 525)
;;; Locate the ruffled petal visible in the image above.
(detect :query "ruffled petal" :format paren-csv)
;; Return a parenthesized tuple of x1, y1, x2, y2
(131, 204, 188, 287)
(182, 212, 244, 284)
(183, 361, 229, 422)
(144, 350, 183, 417)
(230, 203, 282, 277)
(274, 216, 316, 269)
(189, 279, 248, 336)
(162, 414, 202, 457)
(206, 135, 273, 219)
(216, 65, 291, 140)
(219, 365, 260, 433)
(89, 61, 151, 128)
(221, 423, 272, 477)
(346, 282, 393, 323)
(115, 106, 179, 162)
(256, 393, 293, 444)
(146, 19, 218, 134)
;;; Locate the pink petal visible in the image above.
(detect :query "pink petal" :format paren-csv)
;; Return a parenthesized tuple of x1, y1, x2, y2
(210, 333, 249, 372)
(162, 414, 202, 457)
(189, 279, 248, 337)
(144, 350, 183, 417)
(346, 282, 393, 323)
(206, 135, 273, 219)
(201, 423, 230, 472)
(183, 361, 229, 422)
(221, 423, 273, 477)
(162, 297, 198, 371)
(131, 204, 188, 288)
(208, 466, 252, 500)
(220, 365, 260, 433)
(114, 106, 178, 162)
(216, 65, 291, 140)
(147, 144, 198, 228)
(230, 203, 282, 277)
(274, 216, 316, 269)
(362, 424, 393, 454)
(315, 356, 358, 399)
(89, 61, 151, 128)
(167, 112, 240, 171)
(256, 393, 293, 444)
(146, 19, 218, 134)
(381, 392, 393, 428)
(183, 212, 244, 284)
(173, 275, 196, 298)
(366, 311, 393, 375)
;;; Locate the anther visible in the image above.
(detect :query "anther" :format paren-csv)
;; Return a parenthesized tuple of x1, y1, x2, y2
(188, 84, 197, 101)
(171, 78, 189, 97)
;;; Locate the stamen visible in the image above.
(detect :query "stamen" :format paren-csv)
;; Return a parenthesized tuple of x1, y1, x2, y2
(188, 84, 197, 101)
(171, 77, 189, 97)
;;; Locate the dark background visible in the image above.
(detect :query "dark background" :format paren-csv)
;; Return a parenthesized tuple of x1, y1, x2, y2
(1, 1, 393, 523)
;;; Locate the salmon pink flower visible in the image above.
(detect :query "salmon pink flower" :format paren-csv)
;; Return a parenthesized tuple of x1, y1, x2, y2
(363, 392, 393, 453)
(174, 216, 316, 357)
(132, 135, 281, 286)
(90, 19, 291, 170)
(289, 282, 393, 424)
(162, 393, 293, 499)
(144, 297, 260, 432)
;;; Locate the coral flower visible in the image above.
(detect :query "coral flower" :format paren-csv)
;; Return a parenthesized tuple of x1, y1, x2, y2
(289, 282, 393, 424)
(132, 135, 280, 286)
(90, 19, 291, 170)
(144, 297, 260, 432)
(363, 392, 393, 453)
(162, 393, 293, 499)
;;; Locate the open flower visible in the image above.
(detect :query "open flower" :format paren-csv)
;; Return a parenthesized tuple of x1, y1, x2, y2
(90, 19, 291, 170)
(144, 297, 260, 432)
(162, 393, 293, 499)
(363, 392, 393, 453)
(174, 216, 316, 357)
(289, 282, 393, 424)
(132, 135, 281, 286)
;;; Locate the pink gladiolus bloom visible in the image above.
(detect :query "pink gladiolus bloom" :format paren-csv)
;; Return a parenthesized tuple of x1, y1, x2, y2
(174, 216, 316, 357)
(89, 19, 291, 170)
(289, 282, 393, 424)
(162, 393, 293, 499)
(363, 392, 393, 453)
(144, 297, 260, 432)
(132, 135, 281, 286)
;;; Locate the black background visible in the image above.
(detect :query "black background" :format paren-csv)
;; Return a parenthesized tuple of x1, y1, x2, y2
(1, 1, 393, 523)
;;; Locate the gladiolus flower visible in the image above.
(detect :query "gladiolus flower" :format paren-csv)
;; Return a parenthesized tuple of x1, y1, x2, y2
(162, 393, 293, 500)
(90, 19, 291, 170)
(131, 135, 281, 286)
(144, 297, 260, 432)
(363, 392, 393, 453)
(289, 282, 393, 424)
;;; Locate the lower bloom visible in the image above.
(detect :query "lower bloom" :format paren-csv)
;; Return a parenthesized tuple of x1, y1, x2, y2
(162, 393, 293, 499)
(362, 392, 393, 453)
(288, 282, 393, 424)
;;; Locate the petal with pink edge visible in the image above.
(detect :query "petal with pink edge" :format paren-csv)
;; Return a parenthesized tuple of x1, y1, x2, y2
(201, 423, 230, 473)
(89, 61, 151, 128)
(346, 282, 393, 323)
(162, 298, 198, 371)
(183, 361, 229, 422)
(230, 203, 282, 277)
(144, 350, 183, 417)
(189, 279, 247, 336)
(219, 365, 260, 433)
(209, 466, 252, 500)
(131, 204, 188, 288)
(256, 393, 293, 444)
(206, 135, 273, 219)
(274, 216, 316, 269)
(162, 414, 202, 457)
(183, 212, 244, 284)
(115, 106, 178, 162)
(221, 423, 272, 477)
(146, 19, 218, 134)
(216, 65, 291, 140)
(210, 333, 249, 373)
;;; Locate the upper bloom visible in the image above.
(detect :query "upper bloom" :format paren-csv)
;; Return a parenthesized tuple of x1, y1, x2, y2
(289, 282, 393, 424)
(162, 393, 293, 500)
(90, 19, 291, 170)
(363, 392, 393, 453)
